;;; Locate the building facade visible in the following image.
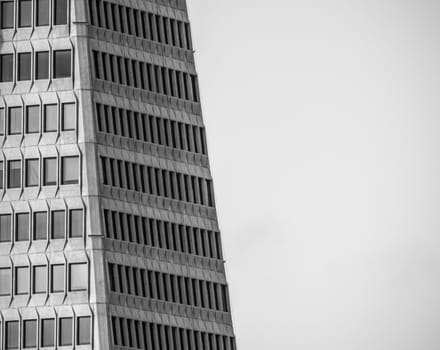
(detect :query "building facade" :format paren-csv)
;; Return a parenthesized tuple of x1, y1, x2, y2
(0, 0, 236, 348)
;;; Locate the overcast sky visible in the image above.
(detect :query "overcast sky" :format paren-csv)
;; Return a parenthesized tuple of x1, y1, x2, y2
(187, 1, 440, 349)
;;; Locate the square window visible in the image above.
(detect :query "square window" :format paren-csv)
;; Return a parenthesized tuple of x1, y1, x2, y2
(36, 0, 50, 26)
(53, 50, 71, 78)
(18, 0, 32, 27)
(0, 267, 11, 295)
(43, 157, 57, 186)
(1, 1, 14, 29)
(8, 106, 22, 135)
(8, 160, 21, 189)
(41, 319, 55, 347)
(69, 263, 87, 291)
(23, 319, 37, 348)
(59, 317, 73, 346)
(51, 210, 65, 239)
(69, 209, 83, 238)
(43, 104, 57, 132)
(25, 159, 39, 187)
(18, 52, 31, 81)
(77, 316, 91, 345)
(15, 266, 29, 295)
(51, 264, 64, 292)
(0, 214, 11, 242)
(61, 156, 79, 185)
(26, 105, 39, 133)
(33, 212, 47, 240)
(6, 321, 19, 349)
(35, 51, 49, 80)
(15, 212, 29, 241)
(33, 265, 47, 293)
(62, 103, 75, 131)
(54, 0, 68, 25)
(0, 54, 13, 82)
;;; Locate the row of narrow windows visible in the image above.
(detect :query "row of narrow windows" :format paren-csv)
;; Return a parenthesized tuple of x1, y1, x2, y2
(0, 208, 84, 243)
(100, 156, 214, 207)
(0, 155, 80, 190)
(0, 316, 91, 349)
(89, 0, 192, 50)
(111, 316, 236, 350)
(96, 103, 207, 155)
(92, 50, 199, 103)
(108, 263, 229, 312)
(103, 209, 223, 260)
(0, 103, 76, 136)
(0, 0, 69, 29)
(0, 262, 88, 296)
(0, 50, 72, 83)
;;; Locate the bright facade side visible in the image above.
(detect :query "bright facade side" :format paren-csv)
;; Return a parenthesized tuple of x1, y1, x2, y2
(0, 0, 237, 349)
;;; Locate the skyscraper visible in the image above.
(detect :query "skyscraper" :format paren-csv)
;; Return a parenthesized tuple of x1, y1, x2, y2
(0, 0, 237, 348)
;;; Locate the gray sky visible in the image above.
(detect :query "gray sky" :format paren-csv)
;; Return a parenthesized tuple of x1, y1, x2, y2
(187, 1, 440, 349)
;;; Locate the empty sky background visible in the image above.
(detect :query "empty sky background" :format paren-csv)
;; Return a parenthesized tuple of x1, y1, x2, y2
(187, 1, 440, 349)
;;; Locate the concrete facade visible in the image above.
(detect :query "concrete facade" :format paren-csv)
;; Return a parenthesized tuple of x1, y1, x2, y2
(0, 0, 236, 348)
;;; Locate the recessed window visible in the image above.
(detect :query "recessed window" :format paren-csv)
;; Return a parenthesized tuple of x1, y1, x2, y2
(0, 54, 13, 82)
(33, 212, 47, 240)
(43, 157, 57, 186)
(15, 212, 29, 241)
(18, 0, 32, 27)
(69, 263, 87, 291)
(25, 159, 39, 187)
(0, 214, 11, 242)
(33, 265, 47, 293)
(23, 320, 37, 348)
(43, 104, 57, 132)
(15, 266, 29, 295)
(61, 156, 79, 185)
(8, 160, 21, 189)
(77, 316, 91, 345)
(18, 52, 31, 81)
(0, 267, 11, 295)
(53, 50, 71, 78)
(26, 105, 40, 133)
(0, 107, 5, 135)
(41, 319, 55, 347)
(62, 103, 75, 131)
(35, 51, 49, 80)
(59, 317, 73, 346)
(54, 0, 68, 25)
(6, 321, 19, 350)
(51, 210, 65, 239)
(36, 0, 50, 26)
(8, 106, 22, 135)
(1, 1, 14, 29)
(0, 160, 3, 189)
(69, 209, 83, 238)
(51, 264, 64, 292)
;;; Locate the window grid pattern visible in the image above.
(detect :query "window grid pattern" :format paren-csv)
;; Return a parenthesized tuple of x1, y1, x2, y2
(92, 50, 199, 103)
(0, 50, 72, 83)
(0, 0, 69, 29)
(0, 208, 83, 243)
(103, 209, 223, 260)
(108, 262, 229, 312)
(0, 316, 91, 350)
(111, 316, 236, 350)
(0, 262, 88, 295)
(96, 103, 207, 155)
(100, 156, 214, 207)
(0, 155, 80, 191)
(89, 1, 193, 50)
